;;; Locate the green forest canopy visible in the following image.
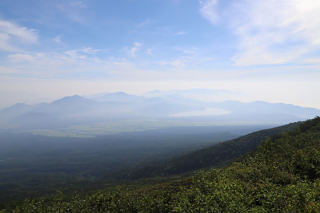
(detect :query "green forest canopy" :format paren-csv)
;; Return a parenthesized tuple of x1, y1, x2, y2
(11, 117, 320, 212)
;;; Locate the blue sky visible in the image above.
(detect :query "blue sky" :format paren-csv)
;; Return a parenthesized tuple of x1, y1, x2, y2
(0, 0, 320, 108)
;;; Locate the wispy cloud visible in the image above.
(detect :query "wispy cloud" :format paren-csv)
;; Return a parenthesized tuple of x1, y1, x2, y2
(200, 0, 320, 66)
(199, 0, 219, 24)
(53, 35, 62, 44)
(146, 48, 153, 56)
(80, 47, 101, 54)
(0, 19, 37, 51)
(5, 46, 104, 77)
(136, 19, 152, 28)
(70, 1, 87, 8)
(303, 58, 320, 65)
(231, 0, 320, 66)
(174, 47, 197, 55)
(0, 66, 18, 74)
(129, 42, 142, 57)
(64, 47, 101, 59)
(8, 53, 36, 62)
(175, 31, 187, 36)
(55, 1, 87, 23)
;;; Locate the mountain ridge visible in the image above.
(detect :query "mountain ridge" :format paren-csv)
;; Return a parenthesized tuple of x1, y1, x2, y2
(0, 92, 319, 135)
(127, 120, 300, 179)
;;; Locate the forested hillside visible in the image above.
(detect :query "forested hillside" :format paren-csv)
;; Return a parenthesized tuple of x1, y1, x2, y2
(0, 125, 251, 208)
(128, 121, 299, 178)
(11, 117, 320, 212)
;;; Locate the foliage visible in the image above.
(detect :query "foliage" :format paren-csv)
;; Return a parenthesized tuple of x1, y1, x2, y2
(129, 122, 299, 178)
(0, 126, 242, 208)
(9, 117, 320, 212)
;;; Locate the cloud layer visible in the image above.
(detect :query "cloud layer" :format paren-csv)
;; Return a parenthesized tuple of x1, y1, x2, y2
(0, 0, 320, 109)
(200, 0, 320, 66)
(0, 19, 37, 51)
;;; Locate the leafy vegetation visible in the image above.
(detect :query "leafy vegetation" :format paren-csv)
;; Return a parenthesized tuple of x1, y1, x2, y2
(128, 122, 299, 178)
(8, 117, 320, 212)
(0, 125, 262, 208)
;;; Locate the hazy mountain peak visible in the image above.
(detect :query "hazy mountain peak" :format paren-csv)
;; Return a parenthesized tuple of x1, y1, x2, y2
(101, 92, 134, 98)
(51, 95, 90, 104)
(89, 91, 140, 103)
(1, 103, 32, 113)
(110, 91, 130, 96)
(0, 91, 319, 135)
(144, 89, 240, 102)
(10, 103, 30, 108)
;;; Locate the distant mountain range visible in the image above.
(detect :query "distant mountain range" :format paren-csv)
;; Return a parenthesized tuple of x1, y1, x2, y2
(0, 90, 319, 136)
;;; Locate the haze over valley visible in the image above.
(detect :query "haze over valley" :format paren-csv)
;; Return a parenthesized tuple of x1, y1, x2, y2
(1, 0, 320, 211)
(1, 89, 319, 137)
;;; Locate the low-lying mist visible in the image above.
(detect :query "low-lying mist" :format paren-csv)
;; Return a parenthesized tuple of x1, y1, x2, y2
(0, 89, 318, 137)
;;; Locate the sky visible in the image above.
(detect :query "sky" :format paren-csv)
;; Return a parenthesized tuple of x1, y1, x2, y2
(0, 0, 320, 108)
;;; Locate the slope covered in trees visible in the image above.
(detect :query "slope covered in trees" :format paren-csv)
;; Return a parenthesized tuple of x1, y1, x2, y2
(128, 122, 299, 179)
(12, 117, 320, 212)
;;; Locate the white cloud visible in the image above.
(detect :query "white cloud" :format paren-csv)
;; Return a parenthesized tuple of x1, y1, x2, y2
(4, 48, 141, 78)
(81, 47, 101, 54)
(70, 1, 87, 8)
(0, 66, 17, 74)
(146, 48, 153, 55)
(53, 35, 62, 44)
(232, 0, 320, 66)
(64, 50, 87, 60)
(129, 42, 142, 57)
(55, 1, 87, 23)
(64, 47, 100, 60)
(176, 31, 187, 36)
(0, 19, 37, 51)
(8, 53, 35, 62)
(4, 47, 104, 77)
(136, 19, 152, 28)
(200, 0, 320, 66)
(199, 0, 219, 24)
(158, 57, 191, 70)
(303, 58, 320, 65)
(174, 47, 197, 55)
